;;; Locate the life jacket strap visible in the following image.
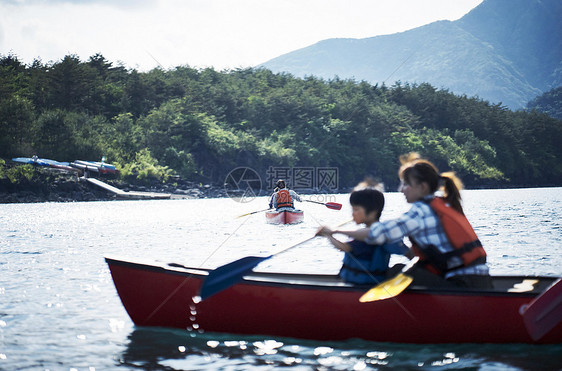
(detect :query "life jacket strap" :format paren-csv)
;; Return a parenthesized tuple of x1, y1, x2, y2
(441, 239, 483, 260)
(417, 247, 487, 275)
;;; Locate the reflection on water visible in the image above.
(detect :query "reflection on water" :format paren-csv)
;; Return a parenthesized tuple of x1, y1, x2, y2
(122, 328, 562, 370)
(1, 188, 561, 370)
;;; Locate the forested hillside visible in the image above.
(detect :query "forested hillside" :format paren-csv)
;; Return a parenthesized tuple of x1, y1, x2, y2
(527, 87, 562, 121)
(1, 54, 560, 189)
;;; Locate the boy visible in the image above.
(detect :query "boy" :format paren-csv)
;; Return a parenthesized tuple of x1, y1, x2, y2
(316, 186, 407, 284)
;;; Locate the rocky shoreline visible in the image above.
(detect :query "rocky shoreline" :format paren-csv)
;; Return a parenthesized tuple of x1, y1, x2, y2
(0, 171, 229, 203)
(0, 164, 346, 203)
(2, 167, 555, 204)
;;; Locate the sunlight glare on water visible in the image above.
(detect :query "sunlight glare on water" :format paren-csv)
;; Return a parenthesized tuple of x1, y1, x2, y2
(0, 188, 561, 369)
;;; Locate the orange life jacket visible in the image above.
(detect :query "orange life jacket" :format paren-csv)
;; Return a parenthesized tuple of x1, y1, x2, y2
(275, 189, 294, 209)
(412, 197, 487, 276)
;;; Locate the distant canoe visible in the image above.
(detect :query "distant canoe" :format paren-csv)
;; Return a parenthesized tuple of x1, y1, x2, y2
(265, 209, 304, 224)
(12, 157, 50, 166)
(71, 160, 119, 174)
(12, 157, 77, 172)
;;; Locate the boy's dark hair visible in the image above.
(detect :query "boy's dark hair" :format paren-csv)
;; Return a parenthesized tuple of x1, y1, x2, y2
(349, 188, 385, 217)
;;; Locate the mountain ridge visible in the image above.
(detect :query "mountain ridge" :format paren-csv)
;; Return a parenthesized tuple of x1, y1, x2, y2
(259, 0, 561, 109)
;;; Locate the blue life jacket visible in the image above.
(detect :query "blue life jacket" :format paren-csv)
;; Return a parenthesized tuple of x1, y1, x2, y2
(339, 239, 406, 285)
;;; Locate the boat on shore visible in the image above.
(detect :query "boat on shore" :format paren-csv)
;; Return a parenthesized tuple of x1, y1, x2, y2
(105, 256, 562, 344)
(12, 157, 77, 172)
(71, 160, 119, 175)
(265, 209, 304, 224)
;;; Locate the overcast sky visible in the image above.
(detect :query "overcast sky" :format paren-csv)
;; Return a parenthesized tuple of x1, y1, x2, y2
(1, 0, 483, 71)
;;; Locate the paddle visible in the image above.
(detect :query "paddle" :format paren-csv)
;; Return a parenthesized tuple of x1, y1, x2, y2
(520, 278, 562, 341)
(303, 200, 342, 210)
(236, 199, 341, 218)
(199, 220, 351, 300)
(359, 257, 419, 302)
(236, 208, 271, 218)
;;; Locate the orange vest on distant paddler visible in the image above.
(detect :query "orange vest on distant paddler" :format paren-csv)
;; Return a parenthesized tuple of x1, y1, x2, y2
(412, 197, 487, 276)
(275, 189, 293, 209)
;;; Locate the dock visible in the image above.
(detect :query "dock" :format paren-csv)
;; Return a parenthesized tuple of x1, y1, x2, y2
(82, 177, 171, 200)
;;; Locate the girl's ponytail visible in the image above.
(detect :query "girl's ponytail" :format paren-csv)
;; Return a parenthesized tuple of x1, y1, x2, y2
(440, 171, 464, 214)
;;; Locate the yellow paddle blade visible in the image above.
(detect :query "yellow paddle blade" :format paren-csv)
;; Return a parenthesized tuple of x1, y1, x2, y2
(236, 208, 271, 218)
(359, 273, 414, 302)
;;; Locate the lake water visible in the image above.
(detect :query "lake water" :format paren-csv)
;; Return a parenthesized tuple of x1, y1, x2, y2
(1, 188, 561, 370)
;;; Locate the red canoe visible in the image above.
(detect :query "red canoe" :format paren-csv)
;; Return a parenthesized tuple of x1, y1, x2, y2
(105, 256, 562, 344)
(265, 209, 304, 224)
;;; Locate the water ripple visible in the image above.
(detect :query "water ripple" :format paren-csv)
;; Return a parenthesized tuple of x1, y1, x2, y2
(0, 188, 561, 369)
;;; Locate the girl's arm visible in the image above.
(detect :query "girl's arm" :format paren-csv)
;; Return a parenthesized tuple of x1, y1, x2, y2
(337, 205, 424, 245)
(369, 204, 427, 246)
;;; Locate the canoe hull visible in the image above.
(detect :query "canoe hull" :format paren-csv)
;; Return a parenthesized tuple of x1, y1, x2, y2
(265, 210, 304, 224)
(105, 257, 562, 344)
(12, 157, 77, 172)
(71, 160, 119, 174)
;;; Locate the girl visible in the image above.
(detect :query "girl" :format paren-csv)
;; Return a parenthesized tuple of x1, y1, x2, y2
(323, 153, 492, 288)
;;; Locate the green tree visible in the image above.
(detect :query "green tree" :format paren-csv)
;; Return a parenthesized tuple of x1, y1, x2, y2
(0, 95, 35, 157)
(34, 109, 74, 159)
(0, 53, 560, 188)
